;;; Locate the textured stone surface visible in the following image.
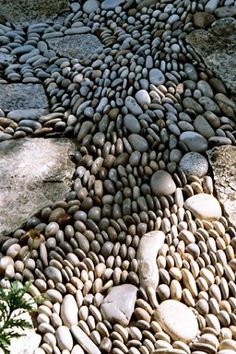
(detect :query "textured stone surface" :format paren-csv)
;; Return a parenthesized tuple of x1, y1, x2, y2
(0, 0, 69, 25)
(10, 312, 41, 354)
(0, 138, 75, 235)
(101, 284, 137, 326)
(47, 34, 103, 62)
(179, 152, 209, 177)
(0, 84, 48, 112)
(207, 146, 236, 228)
(154, 300, 199, 343)
(187, 18, 236, 93)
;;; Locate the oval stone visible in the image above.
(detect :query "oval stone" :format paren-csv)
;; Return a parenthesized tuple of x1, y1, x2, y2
(149, 69, 165, 85)
(135, 89, 151, 106)
(128, 134, 149, 152)
(179, 152, 208, 177)
(61, 294, 78, 327)
(154, 300, 199, 343)
(184, 194, 222, 220)
(150, 170, 176, 196)
(180, 131, 208, 152)
(56, 326, 73, 351)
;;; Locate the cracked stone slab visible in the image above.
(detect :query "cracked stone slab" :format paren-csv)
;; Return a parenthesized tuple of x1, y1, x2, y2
(186, 18, 236, 94)
(207, 145, 236, 228)
(46, 34, 103, 62)
(0, 0, 69, 26)
(0, 138, 75, 235)
(0, 84, 48, 113)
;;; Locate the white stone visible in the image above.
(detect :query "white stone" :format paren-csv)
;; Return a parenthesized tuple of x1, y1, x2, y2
(61, 294, 78, 327)
(56, 326, 73, 351)
(100, 284, 137, 326)
(71, 325, 101, 354)
(179, 152, 209, 177)
(135, 89, 151, 106)
(154, 300, 199, 343)
(184, 194, 222, 220)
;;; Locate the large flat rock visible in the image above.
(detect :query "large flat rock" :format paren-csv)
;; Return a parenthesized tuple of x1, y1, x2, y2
(0, 138, 75, 235)
(0, 84, 48, 112)
(187, 18, 236, 93)
(0, 0, 69, 26)
(47, 34, 103, 62)
(207, 145, 236, 228)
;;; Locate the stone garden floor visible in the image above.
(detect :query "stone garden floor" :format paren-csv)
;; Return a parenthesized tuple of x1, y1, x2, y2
(0, 0, 236, 353)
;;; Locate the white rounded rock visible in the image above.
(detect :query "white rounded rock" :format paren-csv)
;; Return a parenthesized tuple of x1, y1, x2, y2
(179, 152, 209, 177)
(56, 326, 73, 351)
(154, 300, 199, 343)
(61, 294, 78, 327)
(184, 193, 222, 220)
(135, 89, 151, 106)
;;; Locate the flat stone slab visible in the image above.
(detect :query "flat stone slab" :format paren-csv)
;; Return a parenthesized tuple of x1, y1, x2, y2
(0, 0, 69, 26)
(0, 138, 75, 235)
(0, 84, 48, 113)
(47, 34, 103, 62)
(186, 18, 236, 93)
(207, 145, 236, 228)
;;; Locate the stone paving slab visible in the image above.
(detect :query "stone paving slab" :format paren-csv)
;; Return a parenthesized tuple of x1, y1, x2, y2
(46, 34, 103, 62)
(0, 84, 48, 112)
(0, 0, 69, 25)
(207, 145, 236, 228)
(187, 18, 236, 94)
(0, 138, 75, 235)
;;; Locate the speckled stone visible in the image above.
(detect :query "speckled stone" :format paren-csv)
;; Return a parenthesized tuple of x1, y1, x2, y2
(154, 300, 199, 343)
(179, 152, 209, 177)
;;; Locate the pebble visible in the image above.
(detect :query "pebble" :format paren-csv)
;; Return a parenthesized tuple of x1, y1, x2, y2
(184, 194, 222, 220)
(150, 170, 176, 197)
(71, 325, 101, 354)
(128, 134, 149, 152)
(180, 132, 208, 152)
(125, 96, 143, 115)
(61, 294, 78, 327)
(179, 152, 208, 177)
(149, 69, 165, 86)
(154, 300, 199, 343)
(56, 326, 73, 351)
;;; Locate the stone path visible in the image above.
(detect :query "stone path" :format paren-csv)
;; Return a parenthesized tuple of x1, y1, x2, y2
(0, 0, 236, 354)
